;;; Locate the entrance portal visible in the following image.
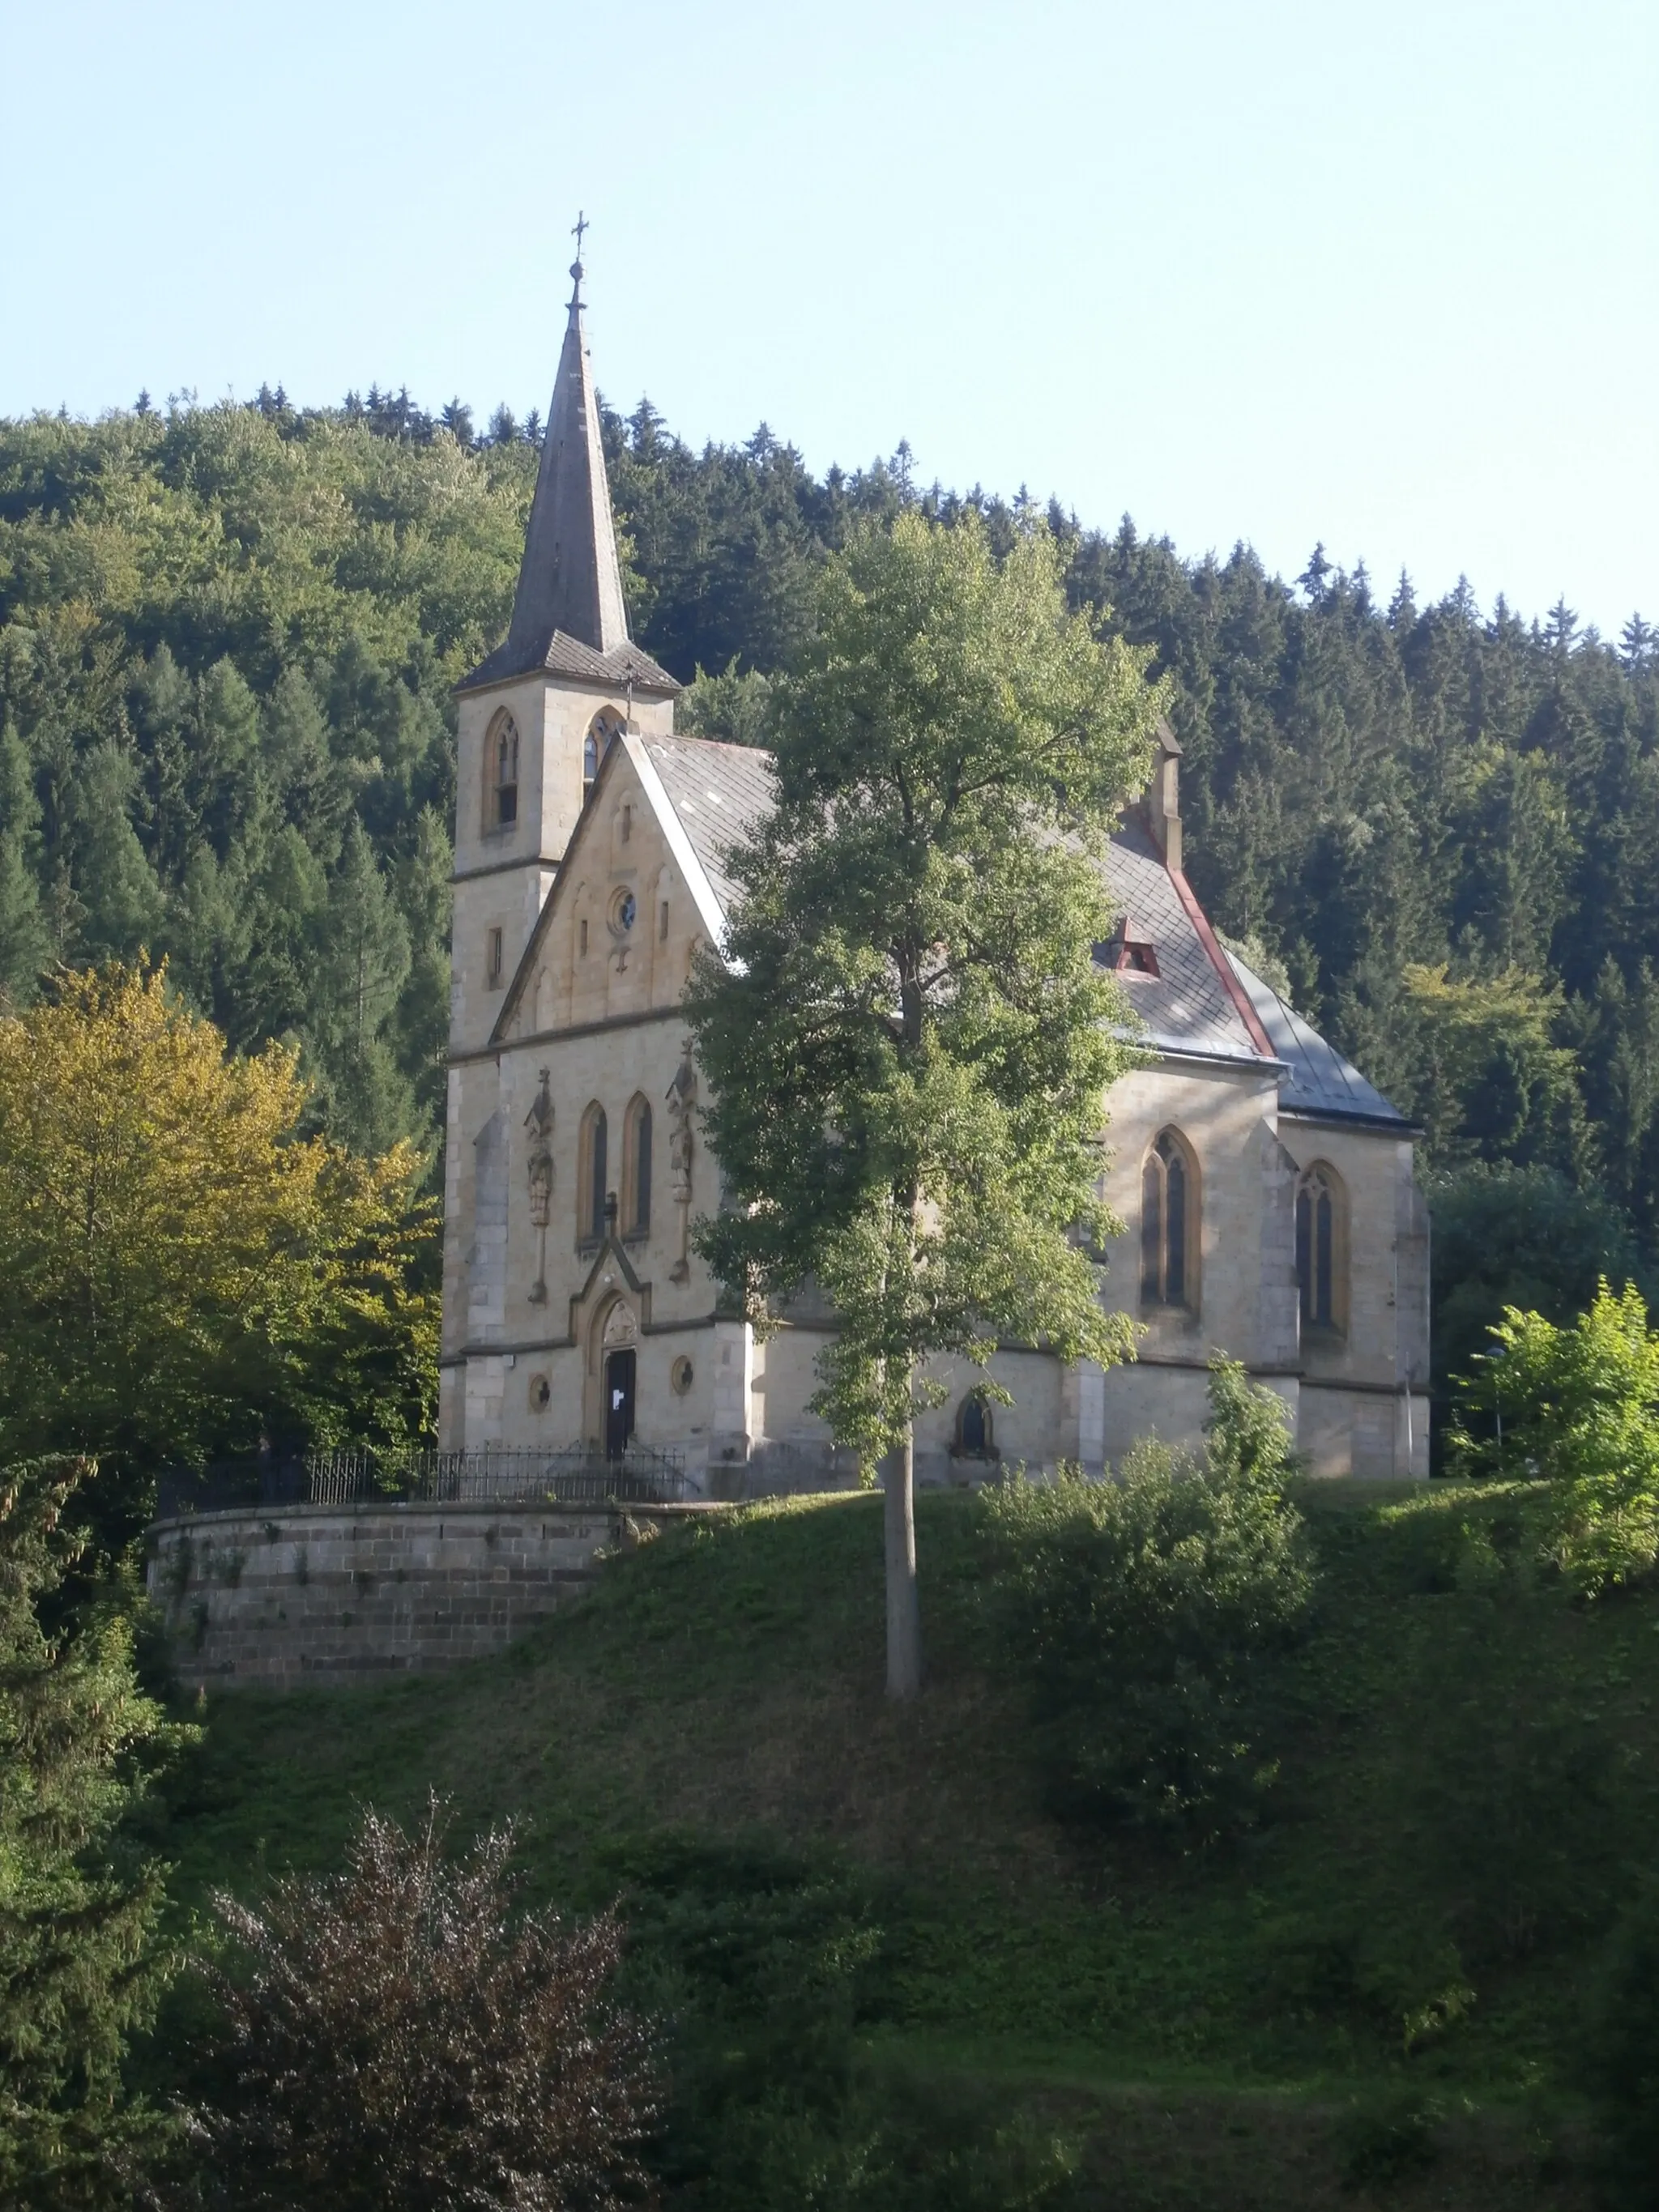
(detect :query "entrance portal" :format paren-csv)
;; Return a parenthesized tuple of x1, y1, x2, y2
(604, 1347, 637, 1460)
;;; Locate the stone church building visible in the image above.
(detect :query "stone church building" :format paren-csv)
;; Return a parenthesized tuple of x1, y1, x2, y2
(439, 266, 1431, 1487)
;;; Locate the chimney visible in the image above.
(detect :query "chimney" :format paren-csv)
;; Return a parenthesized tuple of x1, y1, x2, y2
(1147, 717, 1182, 873)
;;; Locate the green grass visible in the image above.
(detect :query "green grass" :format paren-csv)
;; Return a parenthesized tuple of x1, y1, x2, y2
(143, 1481, 1659, 2206)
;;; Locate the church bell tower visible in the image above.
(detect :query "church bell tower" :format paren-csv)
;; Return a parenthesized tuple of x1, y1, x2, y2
(440, 237, 679, 1451)
(448, 237, 679, 1059)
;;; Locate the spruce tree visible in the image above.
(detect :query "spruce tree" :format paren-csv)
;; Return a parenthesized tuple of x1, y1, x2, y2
(0, 1458, 177, 2207)
(0, 725, 50, 1004)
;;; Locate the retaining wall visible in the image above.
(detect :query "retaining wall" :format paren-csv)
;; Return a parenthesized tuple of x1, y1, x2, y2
(146, 1499, 715, 1688)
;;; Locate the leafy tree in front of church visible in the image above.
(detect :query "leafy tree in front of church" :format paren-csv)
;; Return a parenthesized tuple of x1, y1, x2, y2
(686, 514, 1159, 1698)
(0, 963, 437, 1558)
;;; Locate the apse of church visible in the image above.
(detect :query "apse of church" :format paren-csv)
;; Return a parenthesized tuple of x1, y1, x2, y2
(438, 254, 1431, 1485)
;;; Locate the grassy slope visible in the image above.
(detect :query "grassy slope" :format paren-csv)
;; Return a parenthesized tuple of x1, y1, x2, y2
(147, 1481, 1659, 2207)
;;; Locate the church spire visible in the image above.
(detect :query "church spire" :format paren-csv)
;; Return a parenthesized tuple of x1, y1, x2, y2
(502, 224, 629, 663)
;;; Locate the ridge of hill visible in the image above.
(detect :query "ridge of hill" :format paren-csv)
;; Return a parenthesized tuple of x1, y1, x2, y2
(145, 1481, 1657, 2207)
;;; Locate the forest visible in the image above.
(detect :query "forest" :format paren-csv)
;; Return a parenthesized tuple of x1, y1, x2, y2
(2, 384, 1657, 1405)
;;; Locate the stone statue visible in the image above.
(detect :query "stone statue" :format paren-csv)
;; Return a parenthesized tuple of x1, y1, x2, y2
(524, 1068, 554, 1301)
(666, 1045, 697, 1281)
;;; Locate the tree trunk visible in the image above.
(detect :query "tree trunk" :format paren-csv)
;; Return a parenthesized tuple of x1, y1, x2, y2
(882, 1415, 923, 1699)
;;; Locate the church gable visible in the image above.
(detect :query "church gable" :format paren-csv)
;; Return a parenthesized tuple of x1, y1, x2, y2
(492, 732, 728, 1048)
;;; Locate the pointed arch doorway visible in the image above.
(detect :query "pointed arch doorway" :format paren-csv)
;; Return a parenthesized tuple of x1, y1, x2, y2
(599, 1298, 637, 1460)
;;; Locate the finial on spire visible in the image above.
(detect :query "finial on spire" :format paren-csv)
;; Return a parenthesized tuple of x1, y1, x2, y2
(569, 210, 589, 305)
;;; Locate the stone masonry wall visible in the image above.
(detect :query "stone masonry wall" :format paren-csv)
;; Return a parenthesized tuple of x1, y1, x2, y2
(147, 1500, 714, 1689)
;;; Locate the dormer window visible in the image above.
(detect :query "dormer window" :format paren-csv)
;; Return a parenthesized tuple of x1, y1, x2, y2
(1094, 920, 1159, 978)
(489, 714, 519, 831)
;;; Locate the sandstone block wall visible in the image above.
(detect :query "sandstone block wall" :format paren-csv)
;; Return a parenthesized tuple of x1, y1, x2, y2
(146, 1499, 709, 1689)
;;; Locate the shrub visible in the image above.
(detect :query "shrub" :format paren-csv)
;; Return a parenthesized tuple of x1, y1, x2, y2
(604, 1833, 1079, 2210)
(1582, 1888, 1659, 2209)
(1452, 1281, 1659, 1595)
(983, 1357, 1312, 1844)
(190, 1801, 659, 2211)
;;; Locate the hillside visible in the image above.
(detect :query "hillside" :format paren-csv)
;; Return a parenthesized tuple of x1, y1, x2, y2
(3, 398, 1658, 1307)
(144, 1481, 1659, 2207)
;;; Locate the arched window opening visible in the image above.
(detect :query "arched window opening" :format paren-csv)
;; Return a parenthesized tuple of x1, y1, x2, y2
(488, 714, 519, 830)
(955, 1395, 995, 1458)
(583, 708, 624, 802)
(622, 1094, 652, 1238)
(1295, 1163, 1346, 1333)
(1141, 1128, 1196, 1311)
(578, 1102, 608, 1247)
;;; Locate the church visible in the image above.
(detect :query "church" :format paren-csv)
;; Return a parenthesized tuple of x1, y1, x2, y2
(438, 261, 1431, 1489)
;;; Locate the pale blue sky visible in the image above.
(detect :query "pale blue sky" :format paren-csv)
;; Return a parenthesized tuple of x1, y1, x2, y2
(4, 0, 1654, 633)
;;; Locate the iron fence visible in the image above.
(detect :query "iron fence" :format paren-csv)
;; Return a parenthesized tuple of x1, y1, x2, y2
(155, 1443, 688, 1520)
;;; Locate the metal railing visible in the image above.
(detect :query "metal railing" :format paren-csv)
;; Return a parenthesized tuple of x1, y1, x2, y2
(154, 1443, 688, 1521)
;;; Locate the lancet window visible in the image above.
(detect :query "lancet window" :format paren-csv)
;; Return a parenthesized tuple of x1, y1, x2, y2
(583, 708, 625, 802)
(1295, 1162, 1346, 1333)
(578, 1102, 608, 1247)
(1141, 1127, 1198, 1311)
(622, 1094, 652, 1238)
(488, 713, 519, 829)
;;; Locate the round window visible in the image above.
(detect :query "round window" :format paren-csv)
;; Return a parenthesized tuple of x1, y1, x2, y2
(670, 1356, 694, 1396)
(529, 1373, 551, 1413)
(610, 888, 637, 935)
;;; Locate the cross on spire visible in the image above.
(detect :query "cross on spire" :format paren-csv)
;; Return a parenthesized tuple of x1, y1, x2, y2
(569, 210, 588, 304)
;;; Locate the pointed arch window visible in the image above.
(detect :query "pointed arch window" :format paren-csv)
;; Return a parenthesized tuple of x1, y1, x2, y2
(1296, 1162, 1347, 1334)
(577, 1102, 608, 1248)
(954, 1394, 996, 1460)
(488, 712, 519, 830)
(583, 708, 625, 803)
(622, 1093, 652, 1238)
(1141, 1128, 1199, 1312)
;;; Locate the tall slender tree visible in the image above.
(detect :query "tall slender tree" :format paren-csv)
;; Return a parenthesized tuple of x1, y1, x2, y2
(686, 514, 1159, 1697)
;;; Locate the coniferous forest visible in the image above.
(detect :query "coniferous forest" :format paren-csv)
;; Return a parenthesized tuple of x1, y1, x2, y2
(2, 386, 1656, 1408)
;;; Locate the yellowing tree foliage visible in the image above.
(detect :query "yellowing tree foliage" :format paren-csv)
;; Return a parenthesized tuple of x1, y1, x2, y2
(0, 965, 437, 1546)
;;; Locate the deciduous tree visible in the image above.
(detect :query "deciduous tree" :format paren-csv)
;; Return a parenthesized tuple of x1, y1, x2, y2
(0, 963, 437, 1553)
(686, 514, 1159, 1697)
(192, 1802, 658, 2212)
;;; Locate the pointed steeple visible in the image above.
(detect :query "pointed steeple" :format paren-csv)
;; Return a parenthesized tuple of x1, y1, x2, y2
(508, 251, 629, 659)
(459, 236, 676, 696)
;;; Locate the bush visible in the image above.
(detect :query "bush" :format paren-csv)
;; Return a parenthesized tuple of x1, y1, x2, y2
(983, 1357, 1312, 1844)
(189, 1801, 658, 2211)
(1582, 1888, 1659, 2209)
(604, 1833, 1080, 2211)
(1451, 1281, 1659, 1595)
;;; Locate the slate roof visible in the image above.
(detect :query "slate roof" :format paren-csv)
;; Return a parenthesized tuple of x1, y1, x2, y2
(1098, 818, 1265, 1066)
(464, 631, 680, 696)
(1226, 950, 1412, 1127)
(634, 735, 1405, 1129)
(643, 735, 778, 916)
